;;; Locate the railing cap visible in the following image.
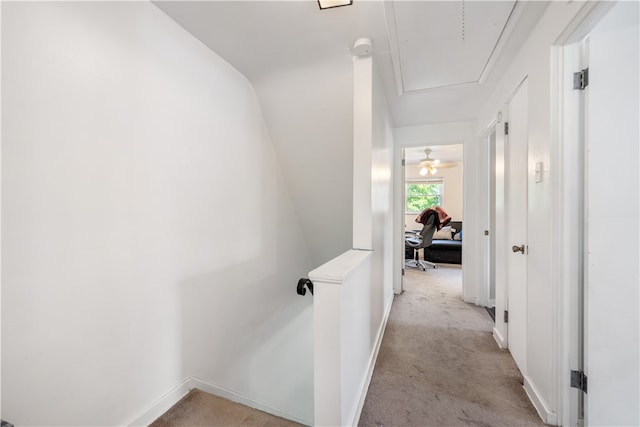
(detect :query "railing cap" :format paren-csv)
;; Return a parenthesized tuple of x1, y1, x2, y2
(308, 249, 373, 285)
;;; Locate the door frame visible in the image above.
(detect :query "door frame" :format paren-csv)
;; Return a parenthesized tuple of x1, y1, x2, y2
(476, 118, 498, 310)
(479, 112, 509, 347)
(392, 137, 468, 296)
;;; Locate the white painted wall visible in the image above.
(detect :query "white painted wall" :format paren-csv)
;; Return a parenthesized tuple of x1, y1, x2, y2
(252, 57, 353, 267)
(475, 1, 591, 423)
(353, 55, 374, 251)
(371, 58, 395, 336)
(403, 162, 463, 229)
(2, 2, 314, 425)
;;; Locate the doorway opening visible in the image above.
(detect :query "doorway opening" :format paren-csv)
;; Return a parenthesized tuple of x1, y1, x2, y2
(401, 144, 464, 293)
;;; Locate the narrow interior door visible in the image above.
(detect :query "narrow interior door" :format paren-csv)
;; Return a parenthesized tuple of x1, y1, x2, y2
(505, 79, 528, 375)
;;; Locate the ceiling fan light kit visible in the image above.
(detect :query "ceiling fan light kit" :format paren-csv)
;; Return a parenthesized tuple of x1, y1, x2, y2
(419, 166, 438, 176)
(418, 148, 458, 171)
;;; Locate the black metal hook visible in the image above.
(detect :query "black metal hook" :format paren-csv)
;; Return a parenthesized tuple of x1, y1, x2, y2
(297, 278, 314, 296)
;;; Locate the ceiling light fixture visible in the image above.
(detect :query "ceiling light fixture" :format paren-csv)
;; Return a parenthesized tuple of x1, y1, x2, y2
(318, 0, 353, 10)
(419, 166, 438, 176)
(418, 148, 458, 171)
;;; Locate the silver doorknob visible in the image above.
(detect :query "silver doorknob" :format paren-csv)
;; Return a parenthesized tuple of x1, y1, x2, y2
(512, 244, 525, 254)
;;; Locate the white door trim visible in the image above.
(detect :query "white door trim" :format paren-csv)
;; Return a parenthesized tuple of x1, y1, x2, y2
(479, 113, 509, 348)
(476, 117, 498, 309)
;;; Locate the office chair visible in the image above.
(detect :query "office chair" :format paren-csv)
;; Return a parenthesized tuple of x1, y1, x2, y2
(405, 214, 438, 271)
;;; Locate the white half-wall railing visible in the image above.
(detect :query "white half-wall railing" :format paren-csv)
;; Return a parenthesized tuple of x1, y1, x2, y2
(309, 249, 377, 427)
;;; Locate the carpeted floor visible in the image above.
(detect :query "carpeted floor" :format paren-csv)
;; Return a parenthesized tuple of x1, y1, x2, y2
(359, 265, 545, 427)
(150, 266, 542, 427)
(149, 389, 301, 427)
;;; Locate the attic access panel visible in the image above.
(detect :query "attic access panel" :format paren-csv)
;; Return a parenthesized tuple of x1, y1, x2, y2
(392, 1, 516, 92)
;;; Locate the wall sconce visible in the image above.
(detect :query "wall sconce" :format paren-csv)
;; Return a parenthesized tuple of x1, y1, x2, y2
(318, 0, 353, 10)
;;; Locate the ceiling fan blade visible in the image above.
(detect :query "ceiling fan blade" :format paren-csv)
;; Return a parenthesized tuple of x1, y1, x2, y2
(419, 160, 458, 168)
(435, 162, 459, 168)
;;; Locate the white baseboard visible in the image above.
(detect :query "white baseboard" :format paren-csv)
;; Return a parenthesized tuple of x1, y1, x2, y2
(492, 326, 507, 348)
(348, 296, 394, 427)
(126, 297, 393, 427)
(488, 298, 495, 307)
(126, 376, 311, 427)
(189, 377, 311, 426)
(524, 376, 558, 425)
(126, 378, 193, 426)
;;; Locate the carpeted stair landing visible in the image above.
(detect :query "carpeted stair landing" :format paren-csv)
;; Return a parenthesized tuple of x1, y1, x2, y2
(150, 389, 302, 427)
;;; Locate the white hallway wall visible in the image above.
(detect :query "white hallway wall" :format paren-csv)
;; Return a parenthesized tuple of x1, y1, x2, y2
(252, 58, 354, 267)
(2, 2, 314, 425)
(475, 1, 588, 422)
(371, 59, 395, 328)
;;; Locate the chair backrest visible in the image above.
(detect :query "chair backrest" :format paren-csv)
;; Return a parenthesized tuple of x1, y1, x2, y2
(419, 214, 437, 248)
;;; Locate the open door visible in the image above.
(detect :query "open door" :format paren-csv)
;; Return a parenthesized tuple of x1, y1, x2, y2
(583, 3, 639, 425)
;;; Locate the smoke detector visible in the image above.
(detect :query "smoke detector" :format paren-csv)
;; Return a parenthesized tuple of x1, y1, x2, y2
(352, 38, 372, 57)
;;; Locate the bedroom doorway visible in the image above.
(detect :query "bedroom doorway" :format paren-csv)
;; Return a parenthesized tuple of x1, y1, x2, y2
(401, 144, 464, 292)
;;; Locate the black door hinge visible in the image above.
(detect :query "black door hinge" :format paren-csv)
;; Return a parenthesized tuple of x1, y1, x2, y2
(571, 370, 588, 393)
(504, 122, 509, 136)
(402, 158, 406, 166)
(504, 310, 509, 323)
(573, 68, 589, 90)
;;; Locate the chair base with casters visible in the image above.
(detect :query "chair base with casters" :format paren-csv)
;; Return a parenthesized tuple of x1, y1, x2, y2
(405, 248, 437, 271)
(405, 232, 438, 271)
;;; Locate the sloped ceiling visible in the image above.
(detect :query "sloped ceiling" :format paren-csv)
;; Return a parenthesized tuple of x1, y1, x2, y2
(154, 1, 388, 82)
(154, 1, 549, 126)
(153, 0, 548, 265)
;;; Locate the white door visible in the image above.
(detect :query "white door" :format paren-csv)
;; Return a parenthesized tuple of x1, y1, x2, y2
(506, 79, 528, 375)
(584, 3, 639, 425)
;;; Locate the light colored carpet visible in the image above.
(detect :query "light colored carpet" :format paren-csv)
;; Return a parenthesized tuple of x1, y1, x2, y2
(149, 389, 302, 427)
(359, 265, 545, 427)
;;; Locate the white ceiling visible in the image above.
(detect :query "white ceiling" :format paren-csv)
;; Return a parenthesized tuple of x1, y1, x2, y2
(390, 1, 516, 92)
(154, 1, 550, 127)
(154, 1, 389, 81)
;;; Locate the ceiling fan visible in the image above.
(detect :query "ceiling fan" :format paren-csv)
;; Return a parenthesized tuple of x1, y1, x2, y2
(418, 148, 458, 176)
